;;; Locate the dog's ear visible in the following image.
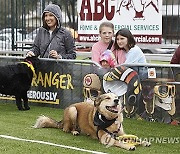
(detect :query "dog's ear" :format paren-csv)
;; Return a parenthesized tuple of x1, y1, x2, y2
(24, 56, 40, 67)
(25, 56, 39, 61)
(94, 94, 105, 107)
(94, 96, 101, 107)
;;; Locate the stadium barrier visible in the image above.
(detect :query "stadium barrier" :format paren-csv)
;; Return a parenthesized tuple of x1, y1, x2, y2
(0, 56, 179, 124)
(0, 50, 174, 62)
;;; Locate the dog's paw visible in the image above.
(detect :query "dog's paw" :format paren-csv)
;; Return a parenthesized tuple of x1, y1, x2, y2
(18, 108, 25, 111)
(71, 131, 79, 135)
(24, 107, 30, 110)
(142, 141, 151, 147)
(128, 146, 136, 151)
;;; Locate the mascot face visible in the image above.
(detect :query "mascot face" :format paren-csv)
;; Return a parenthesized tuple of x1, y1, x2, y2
(83, 74, 102, 103)
(142, 81, 176, 120)
(83, 87, 101, 102)
(154, 84, 176, 115)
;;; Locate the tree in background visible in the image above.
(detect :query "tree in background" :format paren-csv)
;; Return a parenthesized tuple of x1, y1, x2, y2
(0, 0, 77, 31)
(0, 0, 11, 29)
(56, 0, 78, 30)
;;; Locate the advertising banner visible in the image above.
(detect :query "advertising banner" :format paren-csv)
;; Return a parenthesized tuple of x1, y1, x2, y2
(0, 58, 98, 109)
(77, 0, 162, 44)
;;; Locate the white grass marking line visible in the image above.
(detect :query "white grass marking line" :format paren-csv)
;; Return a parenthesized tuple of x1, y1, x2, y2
(0, 135, 107, 154)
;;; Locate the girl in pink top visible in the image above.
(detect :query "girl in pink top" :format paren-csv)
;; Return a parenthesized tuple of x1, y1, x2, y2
(91, 22, 126, 67)
(92, 22, 114, 64)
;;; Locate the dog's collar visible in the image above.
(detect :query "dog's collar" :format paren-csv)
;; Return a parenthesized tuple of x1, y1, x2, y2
(94, 111, 117, 129)
(20, 62, 36, 78)
(94, 111, 121, 140)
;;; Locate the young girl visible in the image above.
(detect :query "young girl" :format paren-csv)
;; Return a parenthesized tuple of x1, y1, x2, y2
(91, 22, 126, 67)
(91, 22, 114, 64)
(99, 50, 117, 69)
(114, 28, 146, 64)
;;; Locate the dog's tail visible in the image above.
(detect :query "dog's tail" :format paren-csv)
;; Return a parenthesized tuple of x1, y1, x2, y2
(32, 115, 63, 129)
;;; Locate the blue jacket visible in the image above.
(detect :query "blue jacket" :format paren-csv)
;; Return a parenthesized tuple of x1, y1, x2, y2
(124, 45, 146, 64)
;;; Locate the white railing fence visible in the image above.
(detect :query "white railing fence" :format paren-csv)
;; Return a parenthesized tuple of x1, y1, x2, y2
(0, 50, 174, 63)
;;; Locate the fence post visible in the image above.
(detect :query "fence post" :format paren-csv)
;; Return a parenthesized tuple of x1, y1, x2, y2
(11, 0, 15, 50)
(41, 0, 45, 14)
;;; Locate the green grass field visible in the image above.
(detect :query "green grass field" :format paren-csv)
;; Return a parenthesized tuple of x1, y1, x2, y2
(0, 101, 179, 154)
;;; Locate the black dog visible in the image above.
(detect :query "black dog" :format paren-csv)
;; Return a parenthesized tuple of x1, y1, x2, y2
(0, 56, 39, 110)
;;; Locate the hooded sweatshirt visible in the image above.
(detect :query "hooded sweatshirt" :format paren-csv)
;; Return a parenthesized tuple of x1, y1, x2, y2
(30, 4, 76, 59)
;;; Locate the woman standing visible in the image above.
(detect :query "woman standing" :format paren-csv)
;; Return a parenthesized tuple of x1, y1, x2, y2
(26, 4, 76, 59)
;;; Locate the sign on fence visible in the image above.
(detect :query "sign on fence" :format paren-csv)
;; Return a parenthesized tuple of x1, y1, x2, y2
(0, 58, 99, 109)
(77, 0, 162, 44)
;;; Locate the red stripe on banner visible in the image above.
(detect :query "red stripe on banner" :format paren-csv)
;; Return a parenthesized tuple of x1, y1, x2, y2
(125, 71, 137, 84)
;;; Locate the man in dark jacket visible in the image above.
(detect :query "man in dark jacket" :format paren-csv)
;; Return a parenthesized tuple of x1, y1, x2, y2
(27, 4, 76, 59)
(170, 45, 180, 64)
